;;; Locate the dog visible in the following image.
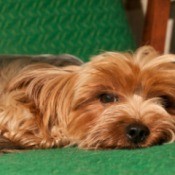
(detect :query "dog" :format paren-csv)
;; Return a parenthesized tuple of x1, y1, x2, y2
(0, 46, 174, 152)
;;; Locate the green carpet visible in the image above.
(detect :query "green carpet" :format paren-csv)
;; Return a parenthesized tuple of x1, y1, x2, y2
(0, 143, 175, 175)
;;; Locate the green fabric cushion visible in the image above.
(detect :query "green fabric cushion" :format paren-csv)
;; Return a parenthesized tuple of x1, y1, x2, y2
(0, 143, 175, 175)
(0, 0, 135, 61)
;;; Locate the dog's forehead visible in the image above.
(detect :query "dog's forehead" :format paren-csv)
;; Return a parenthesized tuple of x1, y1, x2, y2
(79, 52, 175, 96)
(88, 48, 175, 72)
(88, 51, 175, 75)
(84, 53, 134, 74)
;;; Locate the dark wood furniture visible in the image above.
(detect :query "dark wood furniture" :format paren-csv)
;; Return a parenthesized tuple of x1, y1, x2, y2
(142, 0, 171, 53)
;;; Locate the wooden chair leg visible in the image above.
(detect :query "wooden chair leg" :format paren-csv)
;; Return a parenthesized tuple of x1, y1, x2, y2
(142, 0, 171, 53)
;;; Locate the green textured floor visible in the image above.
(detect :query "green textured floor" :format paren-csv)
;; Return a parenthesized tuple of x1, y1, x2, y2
(0, 143, 175, 175)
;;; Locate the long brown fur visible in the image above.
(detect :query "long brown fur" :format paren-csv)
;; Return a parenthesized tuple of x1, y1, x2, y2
(0, 46, 175, 152)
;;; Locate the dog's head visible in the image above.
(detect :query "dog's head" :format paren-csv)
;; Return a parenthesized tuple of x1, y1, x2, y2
(67, 46, 175, 149)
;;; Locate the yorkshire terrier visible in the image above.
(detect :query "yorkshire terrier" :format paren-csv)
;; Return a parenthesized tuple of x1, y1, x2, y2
(0, 46, 174, 152)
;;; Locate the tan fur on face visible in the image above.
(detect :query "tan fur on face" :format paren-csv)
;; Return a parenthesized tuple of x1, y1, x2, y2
(0, 46, 175, 151)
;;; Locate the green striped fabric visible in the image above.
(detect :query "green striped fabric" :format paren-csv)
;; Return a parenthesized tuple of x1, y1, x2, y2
(0, 0, 135, 61)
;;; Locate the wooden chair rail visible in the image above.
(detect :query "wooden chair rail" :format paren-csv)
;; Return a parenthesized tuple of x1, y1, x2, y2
(142, 0, 171, 53)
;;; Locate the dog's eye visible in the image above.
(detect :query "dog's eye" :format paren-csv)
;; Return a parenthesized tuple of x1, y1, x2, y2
(99, 93, 118, 103)
(160, 95, 175, 110)
(161, 95, 173, 108)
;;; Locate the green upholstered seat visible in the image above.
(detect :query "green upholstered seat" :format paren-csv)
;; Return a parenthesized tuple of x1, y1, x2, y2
(0, 0, 135, 61)
(1, 144, 175, 175)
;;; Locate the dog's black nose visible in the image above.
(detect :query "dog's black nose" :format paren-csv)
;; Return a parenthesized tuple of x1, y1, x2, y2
(126, 123, 150, 144)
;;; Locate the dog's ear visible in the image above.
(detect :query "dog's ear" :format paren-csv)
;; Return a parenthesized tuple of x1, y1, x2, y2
(6, 64, 79, 130)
